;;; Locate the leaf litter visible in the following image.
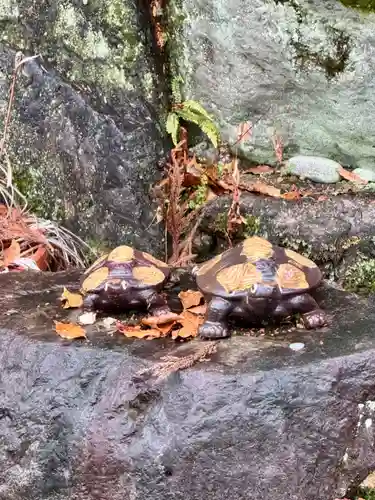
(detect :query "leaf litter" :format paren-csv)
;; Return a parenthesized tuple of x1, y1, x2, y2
(117, 289, 206, 340)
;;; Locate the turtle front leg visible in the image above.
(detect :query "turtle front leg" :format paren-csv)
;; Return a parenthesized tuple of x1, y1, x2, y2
(141, 289, 173, 317)
(82, 293, 98, 311)
(283, 293, 328, 329)
(199, 296, 233, 340)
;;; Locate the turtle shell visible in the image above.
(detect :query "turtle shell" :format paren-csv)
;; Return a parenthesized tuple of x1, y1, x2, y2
(81, 245, 170, 294)
(195, 236, 322, 299)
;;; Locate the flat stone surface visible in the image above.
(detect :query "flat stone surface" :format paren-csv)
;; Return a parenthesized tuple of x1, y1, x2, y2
(1, 270, 375, 499)
(173, 0, 375, 166)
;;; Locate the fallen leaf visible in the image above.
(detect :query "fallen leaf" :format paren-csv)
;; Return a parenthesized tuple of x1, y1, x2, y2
(116, 322, 162, 339)
(3, 240, 21, 266)
(172, 311, 203, 339)
(317, 195, 328, 201)
(178, 290, 204, 309)
(60, 287, 83, 309)
(155, 321, 177, 335)
(243, 165, 273, 174)
(338, 166, 368, 184)
(55, 321, 86, 339)
(188, 304, 207, 315)
(142, 312, 180, 327)
(282, 191, 302, 200)
(240, 181, 281, 198)
(78, 311, 97, 325)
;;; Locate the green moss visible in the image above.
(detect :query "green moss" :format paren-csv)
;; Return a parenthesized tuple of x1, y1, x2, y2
(280, 236, 313, 259)
(214, 212, 229, 234)
(344, 256, 375, 294)
(0, 0, 153, 100)
(356, 487, 375, 499)
(292, 26, 351, 79)
(242, 215, 261, 237)
(165, 0, 189, 103)
(339, 0, 375, 12)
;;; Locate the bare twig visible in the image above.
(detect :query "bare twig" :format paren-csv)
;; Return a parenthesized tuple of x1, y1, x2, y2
(137, 341, 217, 383)
(1, 52, 42, 157)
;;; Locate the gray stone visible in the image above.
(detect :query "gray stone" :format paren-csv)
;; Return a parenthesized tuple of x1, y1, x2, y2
(284, 155, 341, 183)
(353, 168, 375, 182)
(0, 0, 167, 254)
(171, 0, 375, 166)
(1, 270, 375, 499)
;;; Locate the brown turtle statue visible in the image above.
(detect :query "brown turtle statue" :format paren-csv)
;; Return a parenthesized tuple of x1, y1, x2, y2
(80, 245, 173, 316)
(194, 236, 328, 339)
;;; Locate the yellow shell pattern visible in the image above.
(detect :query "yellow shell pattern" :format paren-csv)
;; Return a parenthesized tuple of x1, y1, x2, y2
(276, 263, 309, 290)
(82, 266, 109, 292)
(132, 266, 165, 285)
(142, 252, 169, 268)
(84, 253, 108, 275)
(241, 236, 274, 262)
(196, 254, 222, 276)
(284, 249, 317, 269)
(216, 262, 263, 293)
(108, 245, 134, 263)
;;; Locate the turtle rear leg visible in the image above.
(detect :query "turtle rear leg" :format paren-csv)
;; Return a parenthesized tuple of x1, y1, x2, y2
(283, 293, 328, 329)
(199, 297, 233, 340)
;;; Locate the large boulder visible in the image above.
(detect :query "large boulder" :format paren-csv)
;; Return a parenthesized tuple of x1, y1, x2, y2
(1, 270, 375, 499)
(171, 0, 375, 166)
(0, 0, 167, 254)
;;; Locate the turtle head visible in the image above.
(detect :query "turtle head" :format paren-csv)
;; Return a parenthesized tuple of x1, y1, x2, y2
(247, 282, 276, 299)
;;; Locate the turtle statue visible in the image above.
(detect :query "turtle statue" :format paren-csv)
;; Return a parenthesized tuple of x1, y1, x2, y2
(80, 245, 173, 316)
(194, 236, 328, 339)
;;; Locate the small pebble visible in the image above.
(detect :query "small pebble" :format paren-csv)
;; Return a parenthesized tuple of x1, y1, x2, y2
(284, 155, 341, 184)
(352, 168, 375, 182)
(78, 311, 97, 325)
(289, 342, 305, 351)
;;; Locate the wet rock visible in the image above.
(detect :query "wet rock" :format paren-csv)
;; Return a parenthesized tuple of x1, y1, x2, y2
(1, 271, 375, 499)
(171, 0, 375, 166)
(284, 156, 341, 184)
(0, 0, 166, 254)
(199, 193, 375, 282)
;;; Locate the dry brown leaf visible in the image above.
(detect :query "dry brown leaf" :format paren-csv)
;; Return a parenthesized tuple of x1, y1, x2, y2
(178, 290, 204, 310)
(172, 311, 204, 339)
(188, 304, 207, 315)
(116, 322, 163, 339)
(240, 181, 281, 198)
(338, 166, 367, 184)
(141, 312, 180, 327)
(3, 239, 21, 266)
(55, 321, 86, 339)
(60, 287, 84, 309)
(243, 165, 273, 174)
(282, 191, 302, 201)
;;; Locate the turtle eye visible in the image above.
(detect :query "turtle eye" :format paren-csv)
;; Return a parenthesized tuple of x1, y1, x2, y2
(250, 283, 258, 295)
